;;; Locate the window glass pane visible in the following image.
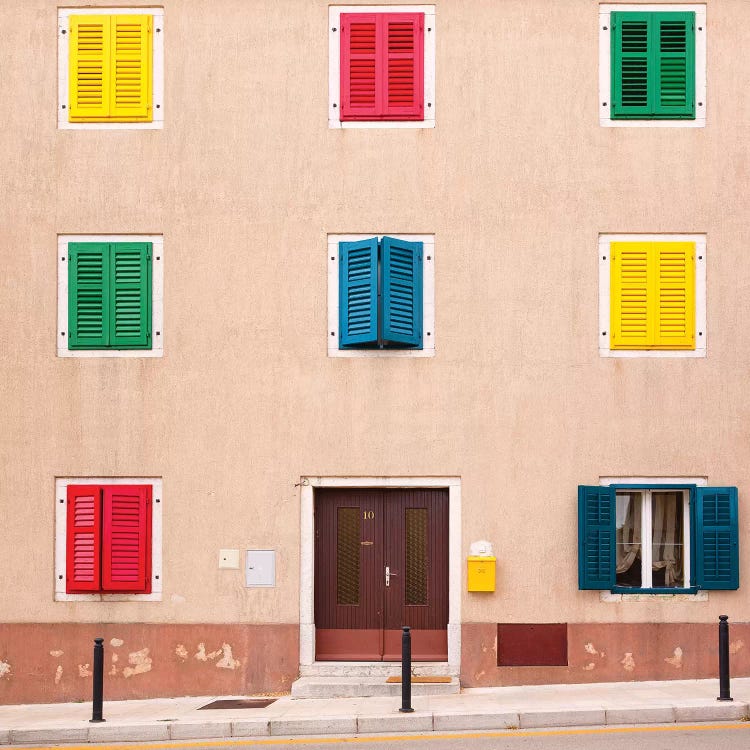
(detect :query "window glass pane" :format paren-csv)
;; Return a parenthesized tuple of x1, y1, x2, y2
(651, 491, 684, 588)
(616, 492, 642, 587)
(336, 507, 360, 605)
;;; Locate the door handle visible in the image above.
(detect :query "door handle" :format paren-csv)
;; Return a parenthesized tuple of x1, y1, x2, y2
(385, 566, 390, 587)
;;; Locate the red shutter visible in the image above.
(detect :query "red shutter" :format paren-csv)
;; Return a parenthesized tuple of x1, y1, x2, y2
(383, 13, 424, 120)
(66, 485, 102, 593)
(102, 485, 151, 593)
(341, 13, 379, 120)
(340, 13, 424, 122)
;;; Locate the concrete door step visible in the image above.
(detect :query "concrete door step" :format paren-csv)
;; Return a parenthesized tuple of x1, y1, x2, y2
(291, 675, 460, 699)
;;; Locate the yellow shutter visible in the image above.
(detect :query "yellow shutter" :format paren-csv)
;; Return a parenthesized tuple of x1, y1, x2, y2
(654, 242, 695, 349)
(610, 241, 652, 349)
(110, 15, 152, 122)
(69, 15, 111, 121)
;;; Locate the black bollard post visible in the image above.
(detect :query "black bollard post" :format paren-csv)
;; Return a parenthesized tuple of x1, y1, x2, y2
(717, 615, 732, 701)
(90, 638, 106, 722)
(399, 626, 414, 713)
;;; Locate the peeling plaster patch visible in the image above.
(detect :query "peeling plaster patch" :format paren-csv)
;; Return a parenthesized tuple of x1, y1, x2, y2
(215, 643, 240, 670)
(730, 640, 745, 656)
(474, 670, 485, 681)
(664, 647, 683, 668)
(109, 654, 119, 677)
(621, 653, 636, 672)
(175, 644, 188, 661)
(583, 662, 596, 671)
(54, 665, 63, 684)
(110, 638, 124, 648)
(50, 650, 64, 658)
(0, 661, 11, 678)
(123, 648, 152, 678)
(206, 648, 222, 660)
(78, 664, 91, 678)
(584, 642, 605, 658)
(195, 643, 208, 661)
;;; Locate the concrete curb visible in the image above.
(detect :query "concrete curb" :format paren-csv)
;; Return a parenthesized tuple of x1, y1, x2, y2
(1, 702, 749, 744)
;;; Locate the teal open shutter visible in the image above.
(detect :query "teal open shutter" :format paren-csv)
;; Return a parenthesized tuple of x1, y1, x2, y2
(339, 238, 378, 347)
(381, 236, 422, 348)
(611, 11, 694, 120)
(578, 485, 615, 590)
(694, 487, 739, 590)
(109, 243, 152, 349)
(68, 243, 110, 349)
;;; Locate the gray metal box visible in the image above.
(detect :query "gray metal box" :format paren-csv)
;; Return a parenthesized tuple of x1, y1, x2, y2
(246, 549, 275, 587)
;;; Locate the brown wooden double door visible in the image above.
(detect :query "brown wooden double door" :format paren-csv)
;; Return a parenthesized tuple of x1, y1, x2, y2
(314, 488, 449, 661)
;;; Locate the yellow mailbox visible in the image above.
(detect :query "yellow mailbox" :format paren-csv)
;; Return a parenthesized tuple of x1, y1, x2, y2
(467, 555, 496, 592)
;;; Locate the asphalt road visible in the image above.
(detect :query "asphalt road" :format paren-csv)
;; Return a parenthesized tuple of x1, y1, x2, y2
(43, 723, 750, 750)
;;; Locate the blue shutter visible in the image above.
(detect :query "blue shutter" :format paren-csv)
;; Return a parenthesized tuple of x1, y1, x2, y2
(339, 238, 378, 348)
(578, 485, 615, 590)
(694, 487, 739, 590)
(381, 236, 423, 348)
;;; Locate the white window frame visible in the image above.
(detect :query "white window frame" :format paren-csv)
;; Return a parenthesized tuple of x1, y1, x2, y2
(58, 7, 165, 130)
(599, 476, 708, 601)
(57, 234, 164, 358)
(598, 233, 706, 358)
(614, 488, 690, 589)
(55, 477, 163, 602)
(328, 5, 436, 129)
(599, 4, 706, 128)
(328, 233, 435, 358)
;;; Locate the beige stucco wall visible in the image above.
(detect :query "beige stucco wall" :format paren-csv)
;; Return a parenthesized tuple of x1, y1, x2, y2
(1, 0, 749, 632)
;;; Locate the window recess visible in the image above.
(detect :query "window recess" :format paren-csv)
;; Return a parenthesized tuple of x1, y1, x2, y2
(578, 484, 739, 593)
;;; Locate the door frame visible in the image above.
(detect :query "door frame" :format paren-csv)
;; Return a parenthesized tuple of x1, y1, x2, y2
(300, 476, 461, 675)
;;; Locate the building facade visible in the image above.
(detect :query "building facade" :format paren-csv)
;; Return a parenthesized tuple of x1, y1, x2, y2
(1, 0, 750, 704)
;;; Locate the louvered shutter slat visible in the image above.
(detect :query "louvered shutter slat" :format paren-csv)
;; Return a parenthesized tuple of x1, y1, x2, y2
(66, 485, 102, 592)
(340, 14, 379, 120)
(339, 238, 378, 347)
(109, 243, 151, 349)
(383, 13, 423, 120)
(69, 243, 110, 349)
(654, 13, 694, 118)
(382, 236, 423, 348)
(109, 15, 152, 121)
(102, 485, 151, 593)
(69, 16, 111, 121)
(610, 241, 652, 349)
(578, 486, 615, 589)
(695, 487, 739, 590)
(655, 242, 694, 349)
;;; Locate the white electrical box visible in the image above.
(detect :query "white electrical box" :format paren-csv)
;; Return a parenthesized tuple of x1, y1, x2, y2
(246, 550, 275, 587)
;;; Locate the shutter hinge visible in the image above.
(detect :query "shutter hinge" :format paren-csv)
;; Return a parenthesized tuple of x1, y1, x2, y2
(147, 254, 152, 261)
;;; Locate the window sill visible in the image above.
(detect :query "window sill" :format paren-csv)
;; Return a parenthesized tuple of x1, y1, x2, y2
(601, 590, 708, 602)
(55, 592, 162, 602)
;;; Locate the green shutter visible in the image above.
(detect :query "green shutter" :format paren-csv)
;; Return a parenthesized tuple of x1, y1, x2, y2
(109, 242, 151, 349)
(68, 243, 110, 349)
(694, 487, 739, 590)
(612, 12, 651, 118)
(653, 12, 694, 118)
(578, 485, 615, 590)
(611, 12, 694, 120)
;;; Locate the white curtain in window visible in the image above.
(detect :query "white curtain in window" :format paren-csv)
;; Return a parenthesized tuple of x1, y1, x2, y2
(652, 493, 679, 586)
(616, 495, 641, 574)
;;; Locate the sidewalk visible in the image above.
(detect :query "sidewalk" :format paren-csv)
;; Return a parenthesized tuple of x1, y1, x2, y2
(1, 678, 749, 745)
